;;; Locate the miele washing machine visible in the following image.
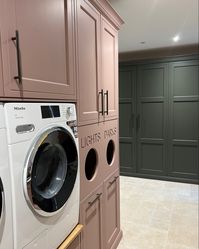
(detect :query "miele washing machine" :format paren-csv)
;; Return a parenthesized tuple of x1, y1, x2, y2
(4, 103, 80, 249)
(0, 103, 13, 249)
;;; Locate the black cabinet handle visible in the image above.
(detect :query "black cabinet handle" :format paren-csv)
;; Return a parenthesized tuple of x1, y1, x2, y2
(12, 30, 22, 84)
(131, 113, 135, 129)
(99, 89, 104, 115)
(88, 193, 102, 206)
(104, 90, 109, 115)
(109, 176, 119, 186)
(136, 114, 140, 130)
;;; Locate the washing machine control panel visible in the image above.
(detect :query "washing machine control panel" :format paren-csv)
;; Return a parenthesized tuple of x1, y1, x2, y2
(41, 105, 60, 119)
(40, 104, 76, 121)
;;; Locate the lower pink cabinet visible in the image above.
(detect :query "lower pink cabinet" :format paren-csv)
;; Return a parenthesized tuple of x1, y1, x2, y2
(80, 170, 122, 249)
(104, 170, 122, 249)
(0, 47, 3, 96)
(67, 237, 81, 249)
(80, 185, 104, 249)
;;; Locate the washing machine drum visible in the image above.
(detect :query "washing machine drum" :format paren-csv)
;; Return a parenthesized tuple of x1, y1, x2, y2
(24, 127, 78, 216)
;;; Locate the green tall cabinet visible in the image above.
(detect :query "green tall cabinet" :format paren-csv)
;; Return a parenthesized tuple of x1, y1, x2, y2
(119, 58, 199, 183)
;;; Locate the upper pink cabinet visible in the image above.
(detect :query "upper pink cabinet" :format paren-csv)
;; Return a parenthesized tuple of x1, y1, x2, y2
(101, 17, 119, 121)
(0, 0, 76, 100)
(76, 0, 123, 126)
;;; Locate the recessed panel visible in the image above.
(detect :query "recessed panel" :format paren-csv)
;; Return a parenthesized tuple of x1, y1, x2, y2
(119, 103, 132, 138)
(78, 5, 98, 113)
(141, 68, 164, 97)
(140, 143, 164, 172)
(120, 143, 133, 169)
(173, 102, 199, 140)
(119, 71, 132, 99)
(16, 0, 67, 83)
(172, 145, 198, 175)
(141, 102, 164, 138)
(173, 65, 199, 96)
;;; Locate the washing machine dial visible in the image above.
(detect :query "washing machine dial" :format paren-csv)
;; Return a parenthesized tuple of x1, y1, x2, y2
(67, 107, 73, 116)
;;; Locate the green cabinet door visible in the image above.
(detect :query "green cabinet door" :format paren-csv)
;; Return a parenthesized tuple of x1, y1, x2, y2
(168, 60, 199, 180)
(136, 63, 169, 176)
(119, 66, 136, 175)
(119, 58, 199, 183)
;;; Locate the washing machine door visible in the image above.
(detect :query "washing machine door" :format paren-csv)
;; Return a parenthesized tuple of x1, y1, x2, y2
(24, 126, 78, 216)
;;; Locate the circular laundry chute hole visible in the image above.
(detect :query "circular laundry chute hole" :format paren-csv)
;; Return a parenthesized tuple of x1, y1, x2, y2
(106, 140, 115, 165)
(85, 148, 98, 180)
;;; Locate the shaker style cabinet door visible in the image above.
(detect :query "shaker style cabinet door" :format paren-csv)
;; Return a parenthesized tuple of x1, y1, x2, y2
(76, 0, 101, 125)
(104, 170, 121, 249)
(0, 2, 4, 97)
(67, 237, 81, 249)
(1, 0, 76, 99)
(80, 185, 104, 249)
(101, 18, 118, 121)
(0, 48, 3, 96)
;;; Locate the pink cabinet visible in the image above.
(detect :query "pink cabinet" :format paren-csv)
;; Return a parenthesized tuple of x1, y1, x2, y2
(67, 237, 81, 249)
(0, 0, 76, 100)
(76, 0, 123, 126)
(80, 185, 104, 249)
(78, 119, 119, 201)
(101, 18, 119, 121)
(78, 120, 122, 249)
(104, 170, 122, 249)
(0, 3, 4, 97)
(0, 47, 3, 96)
(76, 0, 101, 124)
(80, 172, 122, 249)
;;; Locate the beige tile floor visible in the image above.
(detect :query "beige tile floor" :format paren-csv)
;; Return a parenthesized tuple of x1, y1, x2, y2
(118, 176, 199, 249)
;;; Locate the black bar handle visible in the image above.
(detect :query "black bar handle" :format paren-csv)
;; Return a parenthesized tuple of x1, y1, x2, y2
(99, 89, 104, 115)
(88, 193, 102, 206)
(12, 30, 22, 84)
(131, 113, 135, 129)
(109, 176, 119, 186)
(104, 90, 109, 115)
(136, 114, 140, 130)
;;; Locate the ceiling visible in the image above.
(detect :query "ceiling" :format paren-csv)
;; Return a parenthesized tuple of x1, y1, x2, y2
(108, 0, 199, 53)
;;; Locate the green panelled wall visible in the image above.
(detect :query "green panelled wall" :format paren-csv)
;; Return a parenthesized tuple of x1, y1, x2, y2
(119, 57, 199, 183)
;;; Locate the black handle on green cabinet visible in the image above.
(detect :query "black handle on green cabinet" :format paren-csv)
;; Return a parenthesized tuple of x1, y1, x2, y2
(131, 113, 135, 128)
(136, 114, 140, 130)
(99, 89, 104, 115)
(12, 30, 22, 84)
(104, 90, 109, 115)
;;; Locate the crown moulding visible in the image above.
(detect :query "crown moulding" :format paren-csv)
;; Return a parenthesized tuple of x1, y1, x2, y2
(88, 0, 124, 30)
(119, 44, 199, 62)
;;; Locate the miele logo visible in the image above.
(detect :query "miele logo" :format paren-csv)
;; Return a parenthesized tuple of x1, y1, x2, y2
(14, 107, 26, 110)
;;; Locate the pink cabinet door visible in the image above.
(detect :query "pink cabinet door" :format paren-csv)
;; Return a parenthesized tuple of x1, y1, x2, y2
(0, 5, 4, 97)
(0, 42, 3, 97)
(67, 237, 81, 249)
(76, 0, 102, 125)
(1, 0, 76, 100)
(101, 18, 119, 120)
(80, 185, 104, 249)
(104, 170, 121, 249)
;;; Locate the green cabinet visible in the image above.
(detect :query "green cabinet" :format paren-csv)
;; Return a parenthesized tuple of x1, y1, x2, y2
(119, 58, 199, 183)
(168, 60, 199, 180)
(119, 66, 136, 175)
